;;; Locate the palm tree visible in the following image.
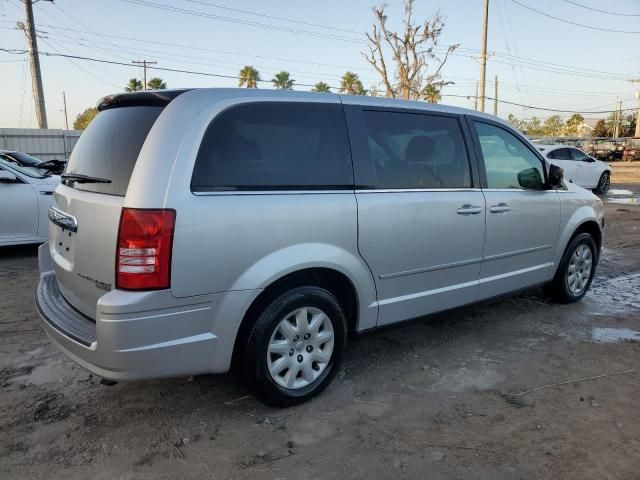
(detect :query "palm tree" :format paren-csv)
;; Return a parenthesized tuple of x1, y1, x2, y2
(238, 66, 261, 88)
(312, 81, 331, 93)
(421, 84, 441, 103)
(271, 71, 294, 90)
(339, 71, 366, 95)
(147, 77, 167, 90)
(124, 78, 143, 92)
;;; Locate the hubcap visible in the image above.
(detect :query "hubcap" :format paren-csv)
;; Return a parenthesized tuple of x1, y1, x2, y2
(567, 244, 593, 295)
(267, 306, 335, 390)
(599, 173, 610, 193)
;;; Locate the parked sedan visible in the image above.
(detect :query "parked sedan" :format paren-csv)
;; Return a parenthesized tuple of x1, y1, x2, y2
(0, 157, 59, 247)
(537, 145, 611, 194)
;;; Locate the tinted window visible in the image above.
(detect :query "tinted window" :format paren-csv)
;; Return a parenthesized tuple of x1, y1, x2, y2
(548, 148, 572, 160)
(191, 102, 352, 191)
(362, 110, 471, 189)
(65, 106, 163, 196)
(474, 122, 545, 190)
(570, 148, 589, 161)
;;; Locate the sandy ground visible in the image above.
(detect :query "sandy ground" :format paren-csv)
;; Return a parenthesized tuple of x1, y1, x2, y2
(2, 167, 640, 480)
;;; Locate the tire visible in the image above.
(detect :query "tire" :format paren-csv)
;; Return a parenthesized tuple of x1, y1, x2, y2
(239, 286, 347, 407)
(547, 232, 597, 303)
(593, 171, 610, 195)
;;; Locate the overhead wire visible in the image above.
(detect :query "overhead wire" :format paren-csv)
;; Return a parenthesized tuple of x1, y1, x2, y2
(562, 0, 640, 17)
(509, 0, 640, 34)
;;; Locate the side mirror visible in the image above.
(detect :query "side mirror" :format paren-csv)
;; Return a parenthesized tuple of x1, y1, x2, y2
(547, 164, 564, 189)
(0, 170, 17, 183)
(517, 167, 545, 190)
(585, 157, 596, 163)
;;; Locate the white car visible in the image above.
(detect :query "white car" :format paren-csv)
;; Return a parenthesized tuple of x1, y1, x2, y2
(537, 145, 611, 194)
(0, 155, 59, 246)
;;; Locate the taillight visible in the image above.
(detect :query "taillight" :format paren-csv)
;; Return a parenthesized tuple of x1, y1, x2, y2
(116, 208, 176, 290)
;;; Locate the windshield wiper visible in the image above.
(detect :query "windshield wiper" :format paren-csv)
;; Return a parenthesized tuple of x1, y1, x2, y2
(61, 173, 112, 184)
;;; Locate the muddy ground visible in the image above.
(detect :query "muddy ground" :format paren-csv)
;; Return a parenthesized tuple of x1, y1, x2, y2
(1, 165, 640, 480)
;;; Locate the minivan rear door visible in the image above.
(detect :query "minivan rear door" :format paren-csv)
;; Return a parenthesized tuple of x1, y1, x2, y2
(49, 105, 164, 318)
(344, 103, 485, 326)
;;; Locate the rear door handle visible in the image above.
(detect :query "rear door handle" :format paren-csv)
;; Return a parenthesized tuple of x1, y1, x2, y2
(490, 203, 512, 213)
(457, 204, 483, 215)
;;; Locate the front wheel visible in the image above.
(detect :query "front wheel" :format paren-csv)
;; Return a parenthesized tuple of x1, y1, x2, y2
(593, 171, 610, 195)
(547, 232, 597, 303)
(240, 286, 347, 407)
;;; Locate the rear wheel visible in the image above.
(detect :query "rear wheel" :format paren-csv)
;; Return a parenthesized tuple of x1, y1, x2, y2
(240, 286, 347, 407)
(547, 232, 597, 303)
(593, 171, 610, 194)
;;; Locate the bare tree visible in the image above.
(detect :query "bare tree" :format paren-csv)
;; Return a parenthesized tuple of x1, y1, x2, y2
(363, 0, 458, 100)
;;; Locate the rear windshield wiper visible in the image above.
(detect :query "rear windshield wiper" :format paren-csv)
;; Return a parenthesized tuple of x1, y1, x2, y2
(61, 173, 112, 184)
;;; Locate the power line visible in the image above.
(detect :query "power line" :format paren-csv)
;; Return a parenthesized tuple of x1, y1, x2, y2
(180, 0, 361, 35)
(509, 0, 640, 34)
(3, 45, 636, 115)
(1, 16, 633, 82)
(562, 0, 640, 17)
(443, 94, 638, 114)
(121, 0, 365, 43)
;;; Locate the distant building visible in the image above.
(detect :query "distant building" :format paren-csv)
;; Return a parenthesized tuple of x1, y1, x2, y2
(580, 118, 604, 136)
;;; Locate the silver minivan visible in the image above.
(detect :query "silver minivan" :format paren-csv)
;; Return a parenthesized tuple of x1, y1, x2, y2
(36, 89, 604, 406)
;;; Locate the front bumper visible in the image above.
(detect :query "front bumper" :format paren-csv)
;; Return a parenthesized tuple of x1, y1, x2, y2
(36, 243, 258, 381)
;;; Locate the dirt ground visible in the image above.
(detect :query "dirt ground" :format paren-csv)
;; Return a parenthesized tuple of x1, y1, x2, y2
(2, 165, 640, 480)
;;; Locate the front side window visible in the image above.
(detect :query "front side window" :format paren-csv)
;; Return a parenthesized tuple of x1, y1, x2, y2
(362, 110, 471, 189)
(570, 148, 589, 161)
(191, 102, 352, 191)
(474, 121, 545, 190)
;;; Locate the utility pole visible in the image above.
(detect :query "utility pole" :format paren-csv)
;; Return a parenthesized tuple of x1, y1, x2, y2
(493, 75, 498, 116)
(132, 60, 157, 90)
(613, 99, 622, 138)
(22, 0, 49, 128)
(478, 0, 489, 112)
(62, 91, 69, 130)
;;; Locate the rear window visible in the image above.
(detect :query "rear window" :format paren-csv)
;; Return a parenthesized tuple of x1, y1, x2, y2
(191, 102, 353, 191)
(64, 106, 163, 196)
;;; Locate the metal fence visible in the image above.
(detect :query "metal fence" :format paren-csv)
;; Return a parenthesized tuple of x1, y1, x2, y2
(0, 128, 82, 161)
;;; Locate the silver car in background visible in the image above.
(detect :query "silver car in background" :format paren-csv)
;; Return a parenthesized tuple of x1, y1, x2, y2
(36, 89, 604, 406)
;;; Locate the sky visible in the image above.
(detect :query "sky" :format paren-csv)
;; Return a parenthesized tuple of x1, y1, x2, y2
(1, 0, 639, 130)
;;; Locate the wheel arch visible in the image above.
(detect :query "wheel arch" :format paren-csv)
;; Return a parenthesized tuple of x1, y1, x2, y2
(551, 210, 603, 280)
(231, 266, 365, 367)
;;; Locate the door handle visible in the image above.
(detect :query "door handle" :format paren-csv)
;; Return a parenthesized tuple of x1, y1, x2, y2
(490, 203, 512, 213)
(457, 204, 483, 215)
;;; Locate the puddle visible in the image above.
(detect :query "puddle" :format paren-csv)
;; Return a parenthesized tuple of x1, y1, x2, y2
(591, 328, 640, 343)
(583, 273, 640, 315)
(605, 189, 639, 205)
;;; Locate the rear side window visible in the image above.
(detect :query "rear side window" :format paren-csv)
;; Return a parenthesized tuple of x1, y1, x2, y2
(362, 110, 471, 189)
(548, 148, 572, 160)
(191, 102, 352, 191)
(64, 106, 163, 196)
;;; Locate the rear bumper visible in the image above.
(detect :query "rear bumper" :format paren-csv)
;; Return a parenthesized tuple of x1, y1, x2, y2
(36, 243, 259, 381)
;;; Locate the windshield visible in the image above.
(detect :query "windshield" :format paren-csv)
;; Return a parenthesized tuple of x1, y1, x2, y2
(4, 151, 43, 166)
(64, 106, 163, 195)
(0, 158, 47, 178)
